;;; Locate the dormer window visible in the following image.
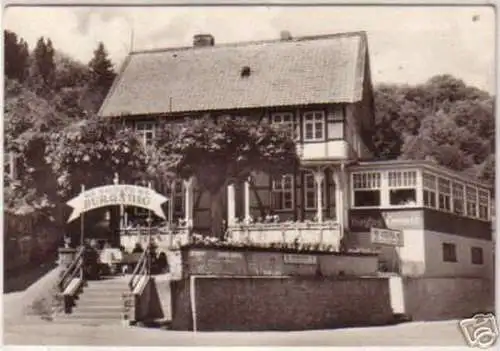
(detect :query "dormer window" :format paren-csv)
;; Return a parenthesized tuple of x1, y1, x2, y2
(241, 66, 251, 78)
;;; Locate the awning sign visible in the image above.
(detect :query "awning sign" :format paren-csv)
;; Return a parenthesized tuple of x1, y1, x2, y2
(370, 227, 404, 247)
(66, 184, 168, 222)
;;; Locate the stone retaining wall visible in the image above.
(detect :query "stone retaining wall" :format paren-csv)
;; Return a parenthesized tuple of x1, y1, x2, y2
(170, 276, 393, 331)
(403, 277, 494, 320)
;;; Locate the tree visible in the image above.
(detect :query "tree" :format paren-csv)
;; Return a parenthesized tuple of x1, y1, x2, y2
(45, 115, 148, 198)
(44, 115, 150, 240)
(32, 37, 56, 87)
(88, 42, 115, 90)
(86, 42, 116, 113)
(152, 116, 300, 238)
(373, 75, 494, 161)
(4, 30, 29, 82)
(373, 74, 495, 186)
(400, 109, 486, 172)
(4, 79, 68, 219)
(54, 52, 90, 90)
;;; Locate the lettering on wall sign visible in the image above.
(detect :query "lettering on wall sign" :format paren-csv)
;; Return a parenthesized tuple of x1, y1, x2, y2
(349, 209, 423, 232)
(283, 254, 317, 265)
(370, 227, 404, 247)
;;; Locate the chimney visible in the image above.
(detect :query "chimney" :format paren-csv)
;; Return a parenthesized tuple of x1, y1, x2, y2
(280, 30, 293, 41)
(193, 34, 215, 47)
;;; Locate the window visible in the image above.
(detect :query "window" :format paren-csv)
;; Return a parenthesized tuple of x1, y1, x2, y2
(135, 122, 156, 146)
(304, 173, 326, 210)
(466, 186, 478, 218)
(271, 174, 294, 210)
(423, 173, 437, 208)
(452, 182, 465, 215)
(388, 171, 417, 206)
(352, 172, 381, 207)
(172, 180, 185, 215)
(478, 190, 490, 220)
(442, 243, 457, 262)
(471, 247, 484, 265)
(303, 111, 325, 141)
(438, 178, 451, 212)
(271, 112, 296, 139)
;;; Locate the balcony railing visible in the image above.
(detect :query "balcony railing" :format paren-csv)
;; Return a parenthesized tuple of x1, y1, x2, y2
(120, 226, 190, 251)
(227, 220, 342, 252)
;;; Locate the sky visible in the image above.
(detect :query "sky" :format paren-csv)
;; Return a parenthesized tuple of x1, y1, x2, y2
(3, 5, 496, 92)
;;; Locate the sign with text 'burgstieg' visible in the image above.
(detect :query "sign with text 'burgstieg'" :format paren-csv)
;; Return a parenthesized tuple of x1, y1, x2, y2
(370, 227, 404, 247)
(66, 184, 168, 222)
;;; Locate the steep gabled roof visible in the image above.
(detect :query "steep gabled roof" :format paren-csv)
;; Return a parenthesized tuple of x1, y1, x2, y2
(99, 31, 369, 117)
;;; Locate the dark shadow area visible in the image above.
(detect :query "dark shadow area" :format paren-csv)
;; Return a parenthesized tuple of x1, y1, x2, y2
(388, 313, 413, 325)
(134, 320, 172, 330)
(4, 260, 57, 293)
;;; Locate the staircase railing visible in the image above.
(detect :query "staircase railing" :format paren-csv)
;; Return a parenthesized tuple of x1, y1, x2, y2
(58, 246, 85, 292)
(128, 247, 150, 291)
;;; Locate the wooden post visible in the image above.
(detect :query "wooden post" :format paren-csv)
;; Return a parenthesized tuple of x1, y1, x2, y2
(244, 177, 251, 224)
(395, 246, 401, 275)
(80, 184, 85, 247)
(227, 182, 236, 226)
(114, 173, 123, 229)
(79, 184, 85, 279)
(183, 177, 194, 229)
(169, 182, 175, 249)
(333, 170, 342, 227)
(147, 181, 153, 275)
(313, 170, 324, 223)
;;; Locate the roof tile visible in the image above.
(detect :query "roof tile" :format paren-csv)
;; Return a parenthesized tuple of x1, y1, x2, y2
(99, 31, 368, 117)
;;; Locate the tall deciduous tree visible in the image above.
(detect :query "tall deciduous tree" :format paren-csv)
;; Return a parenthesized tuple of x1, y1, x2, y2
(4, 79, 68, 219)
(373, 74, 494, 185)
(45, 116, 148, 197)
(152, 116, 300, 238)
(45, 116, 149, 240)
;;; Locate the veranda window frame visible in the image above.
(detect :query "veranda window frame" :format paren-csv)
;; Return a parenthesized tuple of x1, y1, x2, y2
(271, 174, 295, 211)
(452, 182, 465, 216)
(438, 178, 452, 212)
(466, 186, 478, 218)
(351, 171, 382, 208)
(422, 172, 437, 209)
(387, 170, 418, 207)
(478, 189, 490, 220)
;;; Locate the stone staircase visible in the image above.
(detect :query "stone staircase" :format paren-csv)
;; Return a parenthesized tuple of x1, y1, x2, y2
(54, 276, 129, 325)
